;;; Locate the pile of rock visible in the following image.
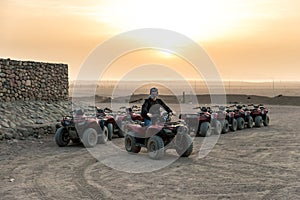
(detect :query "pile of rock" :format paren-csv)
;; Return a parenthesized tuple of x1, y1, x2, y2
(0, 100, 72, 140)
(0, 58, 68, 102)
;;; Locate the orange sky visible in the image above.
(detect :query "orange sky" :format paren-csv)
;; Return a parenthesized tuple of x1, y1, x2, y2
(1, 0, 300, 81)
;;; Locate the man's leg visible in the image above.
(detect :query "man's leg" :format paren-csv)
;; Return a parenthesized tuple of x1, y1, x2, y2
(144, 119, 152, 126)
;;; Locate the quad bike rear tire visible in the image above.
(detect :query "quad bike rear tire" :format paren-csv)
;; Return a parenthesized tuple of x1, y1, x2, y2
(247, 116, 254, 128)
(213, 120, 222, 134)
(222, 120, 229, 134)
(82, 128, 98, 148)
(55, 127, 70, 147)
(237, 117, 245, 130)
(263, 115, 270, 126)
(98, 126, 108, 144)
(125, 133, 141, 153)
(199, 122, 211, 137)
(175, 134, 193, 157)
(230, 118, 238, 132)
(255, 116, 263, 127)
(147, 135, 165, 160)
(107, 123, 113, 141)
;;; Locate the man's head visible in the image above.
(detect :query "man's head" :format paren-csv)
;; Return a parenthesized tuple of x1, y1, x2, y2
(150, 87, 158, 100)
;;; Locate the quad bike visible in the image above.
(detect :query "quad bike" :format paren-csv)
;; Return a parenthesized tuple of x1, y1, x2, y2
(228, 105, 253, 130)
(96, 107, 125, 140)
(215, 106, 235, 134)
(224, 108, 238, 132)
(179, 106, 221, 137)
(55, 109, 108, 148)
(118, 106, 144, 124)
(247, 104, 270, 127)
(125, 113, 193, 160)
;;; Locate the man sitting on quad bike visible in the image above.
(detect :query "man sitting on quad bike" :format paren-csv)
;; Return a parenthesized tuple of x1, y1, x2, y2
(141, 87, 173, 126)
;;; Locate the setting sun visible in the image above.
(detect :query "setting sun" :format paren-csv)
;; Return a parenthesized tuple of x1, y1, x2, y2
(1, 0, 300, 81)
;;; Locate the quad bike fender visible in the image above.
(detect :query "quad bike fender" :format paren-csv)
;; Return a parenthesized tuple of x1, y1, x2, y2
(146, 125, 163, 138)
(126, 130, 145, 138)
(106, 117, 115, 124)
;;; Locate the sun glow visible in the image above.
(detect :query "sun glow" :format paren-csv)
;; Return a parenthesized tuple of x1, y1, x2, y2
(159, 50, 174, 58)
(92, 0, 276, 41)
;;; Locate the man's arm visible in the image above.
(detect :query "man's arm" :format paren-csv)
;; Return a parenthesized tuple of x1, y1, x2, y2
(159, 99, 172, 113)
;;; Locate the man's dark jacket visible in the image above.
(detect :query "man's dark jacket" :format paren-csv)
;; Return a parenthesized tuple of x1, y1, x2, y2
(141, 98, 172, 120)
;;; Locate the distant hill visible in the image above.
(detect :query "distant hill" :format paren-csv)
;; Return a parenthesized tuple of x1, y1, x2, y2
(70, 94, 300, 106)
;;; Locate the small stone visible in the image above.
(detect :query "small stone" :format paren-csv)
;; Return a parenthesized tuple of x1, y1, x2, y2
(0, 121, 10, 128)
(25, 80, 31, 86)
(8, 121, 16, 129)
(5, 133, 13, 139)
(35, 119, 44, 124)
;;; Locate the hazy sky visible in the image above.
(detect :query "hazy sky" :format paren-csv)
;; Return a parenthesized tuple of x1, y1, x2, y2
(1, 0, 300, 81)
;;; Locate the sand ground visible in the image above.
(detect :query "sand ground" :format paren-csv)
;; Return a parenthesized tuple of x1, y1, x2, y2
(0, 105, 299, 200)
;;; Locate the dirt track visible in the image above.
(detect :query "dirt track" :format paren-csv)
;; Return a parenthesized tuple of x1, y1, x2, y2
(1, 105, 299, 200)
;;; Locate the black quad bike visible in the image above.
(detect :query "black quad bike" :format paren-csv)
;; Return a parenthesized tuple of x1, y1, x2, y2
(55, 109, 108, 148)
(125, 113, 193, 160)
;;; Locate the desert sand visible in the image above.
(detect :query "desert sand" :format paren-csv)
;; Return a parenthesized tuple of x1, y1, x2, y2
(0, 96, 300, 199)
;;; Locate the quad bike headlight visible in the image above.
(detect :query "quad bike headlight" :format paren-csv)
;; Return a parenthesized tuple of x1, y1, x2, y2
(177, 126, 188, 134)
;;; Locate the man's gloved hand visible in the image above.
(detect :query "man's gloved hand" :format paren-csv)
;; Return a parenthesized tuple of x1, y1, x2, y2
(169, 111, 176, 116)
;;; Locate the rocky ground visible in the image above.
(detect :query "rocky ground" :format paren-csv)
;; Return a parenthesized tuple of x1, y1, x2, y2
(0, 101, 72, 140)
(0, 104, 299, 200)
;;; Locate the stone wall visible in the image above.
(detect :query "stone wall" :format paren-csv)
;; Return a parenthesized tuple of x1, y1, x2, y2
(0, 58, 68, 102)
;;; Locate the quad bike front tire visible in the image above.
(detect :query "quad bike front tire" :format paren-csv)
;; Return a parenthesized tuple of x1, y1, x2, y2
(107, 123, 113, 141)
(82, 128, 98, 148)
(98, 126, 108, 144)
(247, 116, 254, 128)
(222, 120, 229, 134)
(147, 135, 165, 160)
(199, 122, 211, 137)
(117, 121, 126, 138)
(175, 134, 193, 157)
(255, 116, 263, 127)
(237, 117, 245, 130)
(230, 118, 238, 132)
(263, 115, 270, 126)
(55, 127, 70, 147)
(213, 120, 222, 134)
(125, 133, 141, 153)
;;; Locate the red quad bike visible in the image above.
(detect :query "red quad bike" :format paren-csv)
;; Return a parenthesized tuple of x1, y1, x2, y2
(125, 113, 193, 160)
(118, 106, 144, 124)
(96, 107, 125, 140)
(247, 104, 270, 127)
(238, 105, 254, 129)
(109, 106, 144, 139)
(215, 105, 235, 134)
(224, 107, 238, 132)
(179, 106, 221, 137)
(229, 105, 254, 130)
(55, 109, 108, 148)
